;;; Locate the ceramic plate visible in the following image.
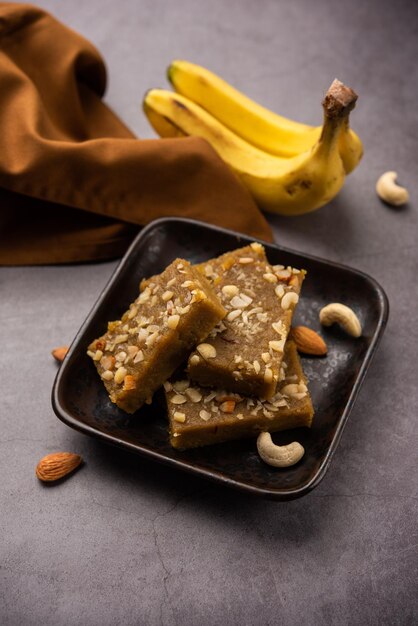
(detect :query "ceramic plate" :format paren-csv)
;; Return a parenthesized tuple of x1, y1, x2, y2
(52, 218, 389, 500)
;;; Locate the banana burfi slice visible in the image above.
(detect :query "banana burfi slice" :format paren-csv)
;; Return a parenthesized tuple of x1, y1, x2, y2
(87, 259, 226, 414)
(187, 243, 305, 399)
(165, 341, 314, 450)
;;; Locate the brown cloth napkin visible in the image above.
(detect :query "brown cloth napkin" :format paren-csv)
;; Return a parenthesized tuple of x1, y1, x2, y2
(0, 3, 272, 265)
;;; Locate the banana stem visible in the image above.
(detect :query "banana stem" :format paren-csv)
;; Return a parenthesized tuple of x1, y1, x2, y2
(318, 79, 358, 150)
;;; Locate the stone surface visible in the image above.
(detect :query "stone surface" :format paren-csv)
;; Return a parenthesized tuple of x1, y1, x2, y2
(1, 0, 417, 624)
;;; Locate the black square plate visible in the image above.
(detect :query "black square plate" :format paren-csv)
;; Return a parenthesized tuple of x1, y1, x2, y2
(52, 218, 389, 500)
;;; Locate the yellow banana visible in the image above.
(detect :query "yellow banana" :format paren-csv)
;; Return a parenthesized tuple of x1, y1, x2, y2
(143, 80, 357, 216)
(167, 60, 363, 174)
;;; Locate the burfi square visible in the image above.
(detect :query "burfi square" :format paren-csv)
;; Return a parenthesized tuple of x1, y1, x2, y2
(165, 341, 314, 450)
(87, 259, 226, 414)
(187, 243, 305, 399)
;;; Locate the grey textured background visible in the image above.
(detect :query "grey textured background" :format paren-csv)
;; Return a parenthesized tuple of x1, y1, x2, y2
(1, 0, 417, 624)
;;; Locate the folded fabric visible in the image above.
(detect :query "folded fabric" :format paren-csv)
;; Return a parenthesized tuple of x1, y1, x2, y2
(0, 3, 272, 265)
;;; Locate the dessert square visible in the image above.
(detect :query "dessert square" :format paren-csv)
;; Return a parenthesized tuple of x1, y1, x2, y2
(187, 243, 305, 398)
(165, 340, 314, 449)
(87, 258, 226, 413)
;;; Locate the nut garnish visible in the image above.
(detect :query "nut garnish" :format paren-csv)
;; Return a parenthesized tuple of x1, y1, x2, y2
(264, 368, 273, 383)
(170, 394, 187, 404)
(250, 242, 264, 254)
(52, 346, 69, 362)
(257, 433, 304, 468)
(185, 387, 202, 403)
(275, 284, 285, 298)
(263, 272, 278, 283)
(173, 412, 186, 423)
(199, 409, 211, 421)
(238, 257, 254, 264)
(123, 375, 136, 391)
(102, 370, 114, 381)
(133, 350, 144, 363)
(222, 285, 239, 297)
(220, 400, 236, 413)
(189, 355, 200, 365)
(281, 292, 299, 311)
(376, 171, 409, 206)
(226, 309, 242, 322)
(36, 452, 83, 482)
(196, 343, 217, 359)
(162, 290, 174, 302)
(319, 303, 362, 337)
(291, 326, 328, 356)
(114, 367, 127, 384)
(167, 314, 180, 329)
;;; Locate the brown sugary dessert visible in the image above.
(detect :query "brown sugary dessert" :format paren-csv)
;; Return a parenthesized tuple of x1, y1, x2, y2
(87, 259, 226, 413)
(186, 243, 305, 399)
(165, 341, 314, 450)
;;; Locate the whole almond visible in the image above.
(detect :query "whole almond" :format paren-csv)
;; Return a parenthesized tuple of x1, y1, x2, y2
(291, 326, 327, 356)
(51, 346, 69, 362)
(36, 452, 83, 482)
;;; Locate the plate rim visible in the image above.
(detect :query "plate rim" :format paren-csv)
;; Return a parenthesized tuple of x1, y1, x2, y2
(51, 217, 389, 500)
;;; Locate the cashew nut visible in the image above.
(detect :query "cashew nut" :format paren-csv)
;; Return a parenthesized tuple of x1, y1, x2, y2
(256, 432, 305, 468)
(319, 303, 362, 337)
(376, 171, 409, 206)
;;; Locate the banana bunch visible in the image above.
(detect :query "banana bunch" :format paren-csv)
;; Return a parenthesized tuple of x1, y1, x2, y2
(143, 61, 363, 216)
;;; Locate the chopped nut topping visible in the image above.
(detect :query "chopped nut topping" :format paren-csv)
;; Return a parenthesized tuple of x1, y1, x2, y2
(181, 280, 194, 288)
(177, 304, 191, 315)
(127, 346, 139, 356)
(250, 242, 264, 254)
(145, 331, 159, 347)
(170, 394, 187, 405)
(281, 383, 300, 396)
(123, 375, 136, 391)
(222, 285, 239, 297)
(100, 355, 115, 370)
(269, 340, 283, 352)
(92, 350, 103, 361)
(167, 314, 180, 330)
(114, 334, 128, 344)
(220, 400, 236, 413)
(263, 272, 278, 283)
(281, 292, 299, 311)
(185, 387, 202, 403)
(275, 269, 291, 281)
(101, 370, 114, 381)
(133, 350, 144, 363)
(227, 309, 242, 322)
(261, 352, 271, 363)
(167, 277, 176, 287)
(253, 360, 261, 374)
(173, 412, 186, 423)
(196, 343, 217, 359)
(189, 354, 200, 366)
(230, 294, 252, 309)
(238, 257, 254, 264)
(115, 350, 127, 363)
(127, 306, 138, 320)
(275, 284, 285, 298)
(199, 409, 211, 421)
(272, 321, 285, 335)
(264, 367, 273, 383)
(114, 367, 127, 384)
(162, 290, 174, 302)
